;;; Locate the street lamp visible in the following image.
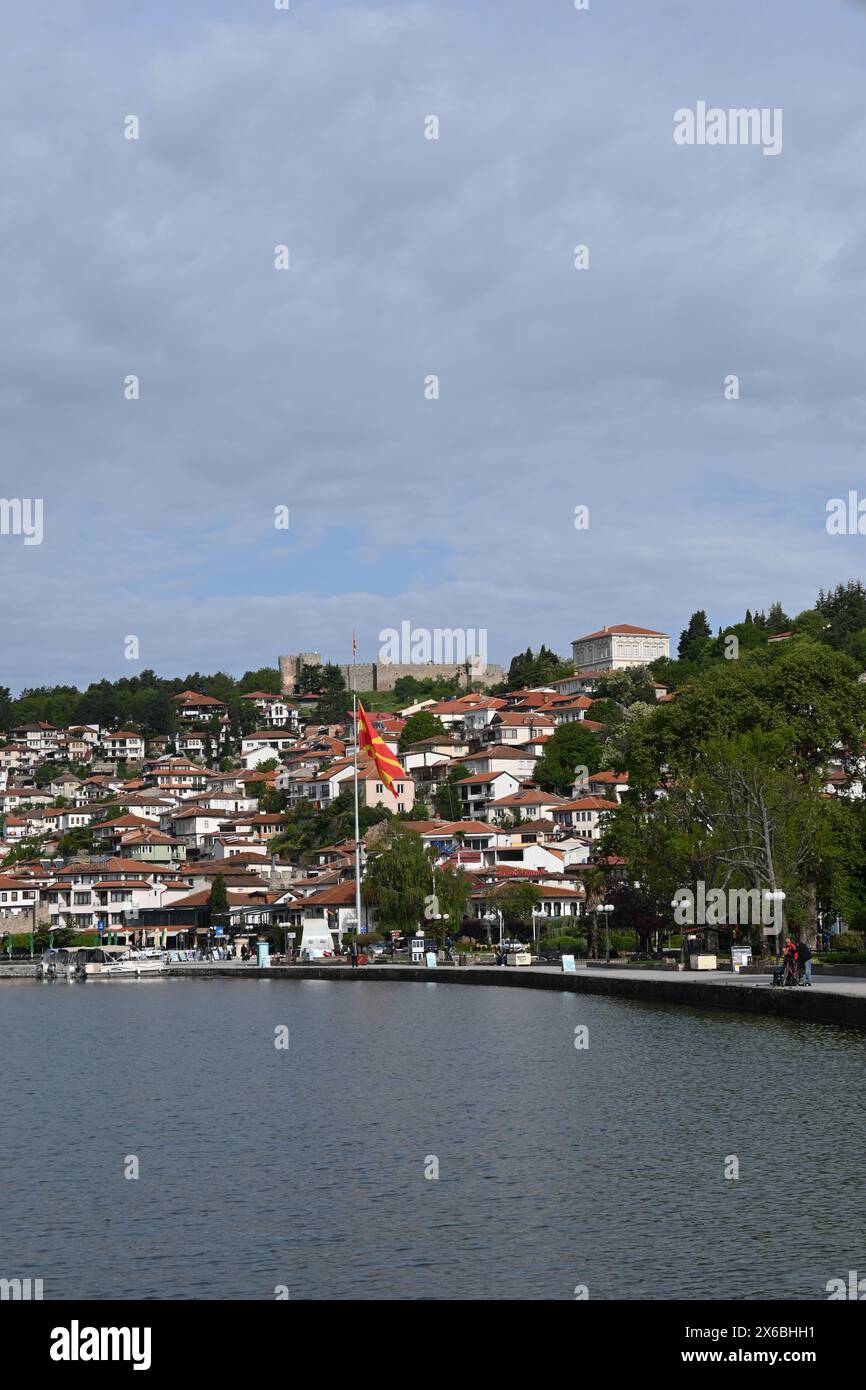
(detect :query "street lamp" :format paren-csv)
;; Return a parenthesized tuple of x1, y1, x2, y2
(483, 907, 503, 948)
(596, 902, 614, 963)
(671, 898, 687, 967)
(428, 865, 445, 946)
(531, 904, 545, 954)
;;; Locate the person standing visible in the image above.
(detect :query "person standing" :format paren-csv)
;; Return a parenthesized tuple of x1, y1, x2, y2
(796, 938, 813, 986)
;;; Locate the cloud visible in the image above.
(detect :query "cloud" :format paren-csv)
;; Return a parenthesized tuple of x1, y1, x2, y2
(1, 0, 865, 690)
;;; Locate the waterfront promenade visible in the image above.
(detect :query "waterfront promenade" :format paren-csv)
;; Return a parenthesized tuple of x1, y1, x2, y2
(6, 957, 866, 1027)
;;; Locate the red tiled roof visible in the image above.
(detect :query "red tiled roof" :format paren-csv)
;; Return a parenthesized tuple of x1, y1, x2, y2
(573, 624, 668, 642)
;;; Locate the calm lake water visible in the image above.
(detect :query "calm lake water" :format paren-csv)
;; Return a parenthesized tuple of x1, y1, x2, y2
(1, 977, 863, 1300)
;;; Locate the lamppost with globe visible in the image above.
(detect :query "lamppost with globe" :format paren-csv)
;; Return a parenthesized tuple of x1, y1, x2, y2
(596, 902, 614, 963)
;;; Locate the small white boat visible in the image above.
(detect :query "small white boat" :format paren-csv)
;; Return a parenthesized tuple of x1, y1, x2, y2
(39, 947, 80, 979)
(77, 947, 168, 977)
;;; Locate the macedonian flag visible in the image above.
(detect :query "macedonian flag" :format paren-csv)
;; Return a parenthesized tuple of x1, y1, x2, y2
(357, 700, 403, 793)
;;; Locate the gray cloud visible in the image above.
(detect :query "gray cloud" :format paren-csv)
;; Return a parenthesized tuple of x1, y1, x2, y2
(1, 0, 865, 689)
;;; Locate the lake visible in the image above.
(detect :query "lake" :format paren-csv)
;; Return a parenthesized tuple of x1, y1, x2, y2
(1, 977, 862, 1299)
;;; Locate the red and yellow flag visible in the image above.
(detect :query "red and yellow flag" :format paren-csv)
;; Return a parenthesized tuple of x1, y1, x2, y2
(357, 700, 403, 793)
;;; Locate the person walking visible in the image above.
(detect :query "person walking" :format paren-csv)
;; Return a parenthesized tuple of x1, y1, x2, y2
(796, 938, 813, 986)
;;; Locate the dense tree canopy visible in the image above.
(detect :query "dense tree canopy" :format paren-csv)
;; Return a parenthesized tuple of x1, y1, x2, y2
(398, 710, 446, 752)
(533, 722, 602, 794)
(0, 668, 287, 738)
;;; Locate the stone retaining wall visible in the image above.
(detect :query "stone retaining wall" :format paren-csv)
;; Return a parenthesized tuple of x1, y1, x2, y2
(164, 963, 866, 1030)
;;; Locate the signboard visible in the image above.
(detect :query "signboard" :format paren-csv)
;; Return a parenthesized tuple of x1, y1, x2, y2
(214, 927, 224, 937)
(561, 954, 577, 973)
(425, 952, 438, 969)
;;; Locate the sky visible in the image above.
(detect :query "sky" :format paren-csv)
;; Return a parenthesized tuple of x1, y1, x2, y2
(2, 0, 866, 692)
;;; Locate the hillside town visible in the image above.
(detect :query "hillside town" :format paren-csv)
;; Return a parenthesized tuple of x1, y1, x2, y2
(0, 625, 680, 958)
(2, 603, 865, 964)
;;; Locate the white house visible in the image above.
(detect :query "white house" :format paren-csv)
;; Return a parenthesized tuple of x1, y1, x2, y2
(553, 795, 619, 839)
(0, 875, 40, 922)
(454, 770, 521, 820)
(571, 624, 670, 674)
(461, 746, 538, 779)
(241, 730, 300, 768)
(101, 730, 146, 761)
(240, 692, 298, 729)
(482, 712, 556, 745)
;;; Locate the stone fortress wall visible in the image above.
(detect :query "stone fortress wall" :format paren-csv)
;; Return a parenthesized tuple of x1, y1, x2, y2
(279, 653, 506, 694)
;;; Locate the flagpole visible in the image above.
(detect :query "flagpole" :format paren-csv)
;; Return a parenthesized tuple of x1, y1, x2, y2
(352, 638, 362, 939)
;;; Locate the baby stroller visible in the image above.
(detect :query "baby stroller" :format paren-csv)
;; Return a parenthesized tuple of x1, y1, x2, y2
(772, 951, 804, 987)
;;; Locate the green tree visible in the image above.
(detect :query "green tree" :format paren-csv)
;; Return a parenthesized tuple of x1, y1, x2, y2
(767, 601, 791, 633)
(362, 822, 430, 932)
(56, 826, 95, 858)
(399, 709, 446, 752)
(428, 865, 472, 943)
(209, 872, 229, 916)
(239, 668, 283, 694)
(491, 881, 541, 937)
(2, 837, 48, 866)
(677, 609, 712, 662)
(636, 640, 866, 787)
(816, 580, 866, 654)
(533, 722, 601, 794)
(433, 763, 469, 820)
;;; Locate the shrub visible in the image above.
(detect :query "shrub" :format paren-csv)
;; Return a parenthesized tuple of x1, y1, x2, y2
(829, 931, 865, 953)
(540, 934, 584, 956)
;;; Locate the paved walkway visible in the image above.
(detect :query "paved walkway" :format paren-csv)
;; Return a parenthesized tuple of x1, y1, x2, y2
(525, 965, 866, 995)
(172, 958, 866, 999)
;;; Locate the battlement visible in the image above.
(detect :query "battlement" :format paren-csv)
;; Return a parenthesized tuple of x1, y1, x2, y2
(278, 653, 505, 694)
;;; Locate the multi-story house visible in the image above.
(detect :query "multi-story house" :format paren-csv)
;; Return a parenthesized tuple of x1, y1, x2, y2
(101, 730, 146, 762)
(44, 865, 190, 931)
(460, 746, 538, 779)
(571, 624, 670, 674)
(239, 692, 298, 729)
(486, 787, 566, 824)
(0, 874, 40, 922)
(552, 795, 619, 839)
(143, 759, 210, 797)
(10, 722, 62, 757)
(454, 770, 521, 820)
(240, 730, 300, 769)
(172, 691, 229, 722)
(482, 712, 556, 746)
